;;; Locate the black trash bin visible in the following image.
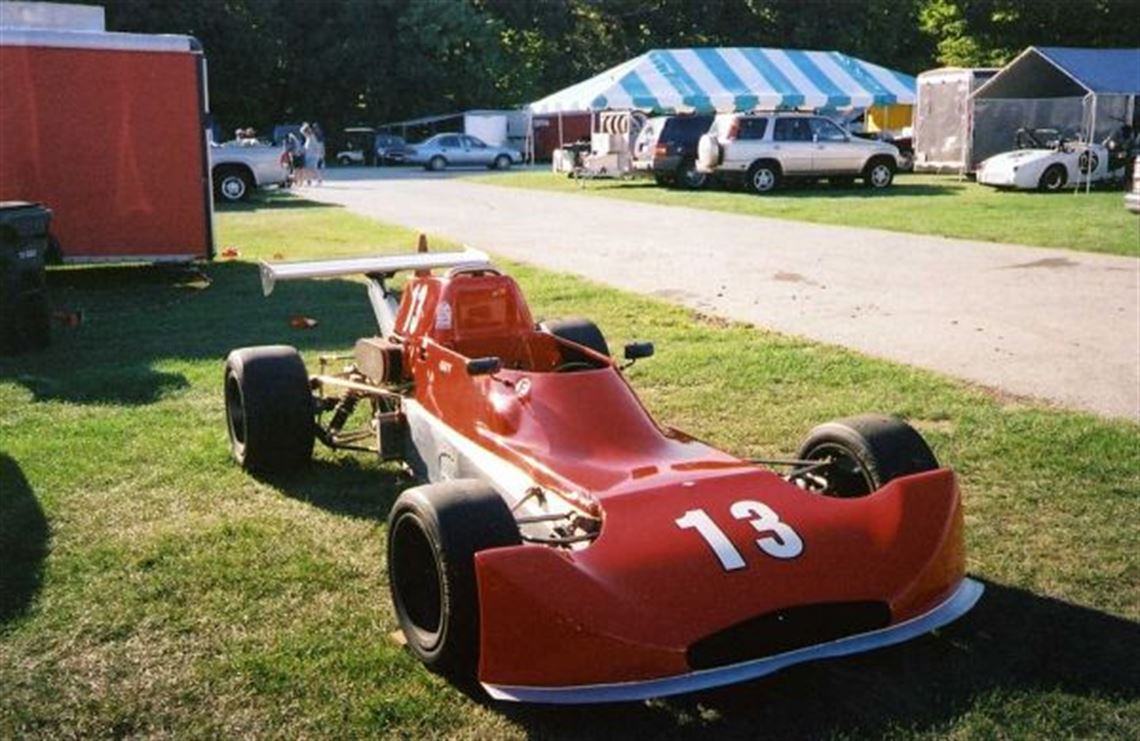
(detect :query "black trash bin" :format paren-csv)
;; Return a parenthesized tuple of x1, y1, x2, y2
(0, 201, 53, 354)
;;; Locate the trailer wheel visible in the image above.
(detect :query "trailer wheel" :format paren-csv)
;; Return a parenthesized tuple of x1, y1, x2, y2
(793, 415, 938, 498)
(223, 345, 314, 473)
(388, 480, 520, 678)
(214, 166, 253, 202)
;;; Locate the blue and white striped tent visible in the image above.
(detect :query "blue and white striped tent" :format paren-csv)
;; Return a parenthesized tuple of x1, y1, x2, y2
(528, 48, 916, 114)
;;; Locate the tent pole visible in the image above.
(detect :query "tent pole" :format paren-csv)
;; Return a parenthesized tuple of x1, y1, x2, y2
(1087, 93, 1097, 194)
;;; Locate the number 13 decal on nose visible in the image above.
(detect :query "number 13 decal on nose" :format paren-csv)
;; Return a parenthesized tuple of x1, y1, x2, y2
(676, 501, 804, 571)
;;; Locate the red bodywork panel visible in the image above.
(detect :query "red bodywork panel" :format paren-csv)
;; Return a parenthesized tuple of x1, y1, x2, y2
(392, 270, 969, 690)
(0, 39, 211, 261)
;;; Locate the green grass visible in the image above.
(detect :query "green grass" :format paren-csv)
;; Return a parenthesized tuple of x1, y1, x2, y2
(466, 171, 1140, 257)
(2, 193, 1138, 738)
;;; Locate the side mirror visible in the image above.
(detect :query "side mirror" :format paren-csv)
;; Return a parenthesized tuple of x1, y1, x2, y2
(466, 356, 502, 376)
(623, 342, 654, 361)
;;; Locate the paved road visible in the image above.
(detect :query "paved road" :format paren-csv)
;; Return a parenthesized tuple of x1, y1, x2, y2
(297, 168, 1140, 420)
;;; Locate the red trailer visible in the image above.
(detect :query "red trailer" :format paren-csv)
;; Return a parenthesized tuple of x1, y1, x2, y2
(0, 22, 213, 262)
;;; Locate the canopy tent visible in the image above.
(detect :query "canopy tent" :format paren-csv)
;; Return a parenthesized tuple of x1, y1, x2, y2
(969, 46, 1140, 166)
(528, 47, 916, 115)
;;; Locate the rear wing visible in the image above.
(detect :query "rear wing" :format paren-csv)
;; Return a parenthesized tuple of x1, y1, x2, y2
(258, 248, 491, 296)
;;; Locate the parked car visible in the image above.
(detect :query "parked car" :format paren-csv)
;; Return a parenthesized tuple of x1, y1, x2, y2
(375, 133, 410, 165)
(632, 114, 714, 188)
(222, 244, 981, 704)
(209, 141, 289, 202)
(335, 127, 378, 166)
(405, 133, 522, 171)
(697, 112, 902, 193)
(976, 128, 1126, 191)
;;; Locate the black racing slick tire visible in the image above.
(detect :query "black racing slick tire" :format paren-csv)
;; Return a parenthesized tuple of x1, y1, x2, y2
(387, 480, 521, 678)
(223, 345, 315, 473)
(794, 415, 939, 498)
(539, 317, 610, 357)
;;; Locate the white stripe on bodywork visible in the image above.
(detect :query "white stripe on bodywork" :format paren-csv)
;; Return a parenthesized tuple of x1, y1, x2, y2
(403, 399, 538, 508)
(483, 577, 984, 704)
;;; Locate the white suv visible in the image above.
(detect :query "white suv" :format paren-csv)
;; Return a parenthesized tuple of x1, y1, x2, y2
(697, 112, 901, 193)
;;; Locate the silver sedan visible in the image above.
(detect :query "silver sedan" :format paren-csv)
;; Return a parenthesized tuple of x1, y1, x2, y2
(405, 133, 522, 171)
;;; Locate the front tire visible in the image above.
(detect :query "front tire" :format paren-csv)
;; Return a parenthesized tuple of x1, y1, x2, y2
(387, 480, 520, 678)
(539, 317, 610, 357)
(793, 415, 938, 498)
(863, 157, 895, 189)
(493, 154, 511, 170)
(1038, 164, 1067, 192)
(223, 345, 315, 473)
(746, 161, 781, 194)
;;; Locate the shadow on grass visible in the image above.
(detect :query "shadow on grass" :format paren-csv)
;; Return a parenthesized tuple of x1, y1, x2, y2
(257, 457, 409, 522)
(575, 179, 961, 199)
(487, 579, 1139, 739)
(0, 261, 377, 405)
(0, 454, 49, 626)
(215, 191, 342, 213)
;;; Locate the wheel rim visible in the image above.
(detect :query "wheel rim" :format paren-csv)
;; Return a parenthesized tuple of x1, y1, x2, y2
(221, 176, 246, 200)
(1044, 169, 1063, 190)
(496, 156, 509, 169)
(752, 168, 775, 192)
(871, 164, 891, 187)
(431, 157, 444, 171)
(224, 373, 246, 450)
(391, 513, 444, 649)
(797, 443, 874, 498)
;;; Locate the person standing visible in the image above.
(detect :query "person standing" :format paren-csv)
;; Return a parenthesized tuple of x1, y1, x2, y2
(301, 122, 323, 186)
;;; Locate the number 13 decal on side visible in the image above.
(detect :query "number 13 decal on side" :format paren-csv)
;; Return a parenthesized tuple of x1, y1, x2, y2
(675, 501, 804, 571)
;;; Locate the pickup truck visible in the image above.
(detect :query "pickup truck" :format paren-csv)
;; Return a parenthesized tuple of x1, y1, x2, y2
(209, 142, 290, 202)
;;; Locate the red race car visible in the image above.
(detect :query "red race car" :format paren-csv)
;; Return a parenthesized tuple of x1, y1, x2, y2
(223, 242, 982, 704)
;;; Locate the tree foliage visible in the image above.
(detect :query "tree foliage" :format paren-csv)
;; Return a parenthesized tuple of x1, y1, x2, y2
(94, 0, 1138, 139)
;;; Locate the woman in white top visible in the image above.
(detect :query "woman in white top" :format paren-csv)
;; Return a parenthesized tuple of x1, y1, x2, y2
(300, 123, 324, 186)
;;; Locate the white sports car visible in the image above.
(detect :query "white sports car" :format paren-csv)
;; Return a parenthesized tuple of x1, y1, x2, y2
(977, 129, 1124, 192)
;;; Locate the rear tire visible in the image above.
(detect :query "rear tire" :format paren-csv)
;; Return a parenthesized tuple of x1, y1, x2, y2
(746, 161, 781, 194)
(539, 317, 610, 357)
(387, 480, 521, 678)
(223, 345, 314, 473)
(428, 156, 446, 172)
(794, 415, 938, 498)
(677, 160, 708, 190)
(1038, 164, 1067, 192)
